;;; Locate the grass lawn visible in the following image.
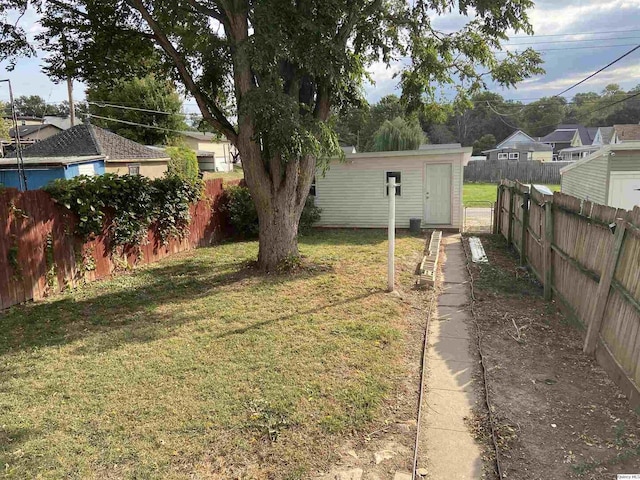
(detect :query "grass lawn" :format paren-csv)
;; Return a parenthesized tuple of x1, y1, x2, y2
(463, 182, 560, 206)
(203, 166, 244, 182)
(0, 230, 424, 479)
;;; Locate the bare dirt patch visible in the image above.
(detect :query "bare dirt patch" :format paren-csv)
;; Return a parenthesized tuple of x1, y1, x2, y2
(466, 234, 640, 480)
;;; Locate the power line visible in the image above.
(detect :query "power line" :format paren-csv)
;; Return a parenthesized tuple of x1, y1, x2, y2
(555, 44, 640, 97)
(87, 101, 199, 118)
(508, 28, 640, 39)
(493, 43, 640, 54)
(504, 36, 640, 46)
(88, 113, 196, 135)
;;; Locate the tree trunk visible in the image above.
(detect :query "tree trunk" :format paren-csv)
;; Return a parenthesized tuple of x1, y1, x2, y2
(255, 189, 303, 271)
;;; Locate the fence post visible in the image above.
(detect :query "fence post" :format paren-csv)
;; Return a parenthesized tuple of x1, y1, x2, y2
(583, 219, 627, 355)
(507, 187, 514, 245)
(493, 185, 502, 234)
(543, 199, 554, 301)
(520, 190, 530, 266)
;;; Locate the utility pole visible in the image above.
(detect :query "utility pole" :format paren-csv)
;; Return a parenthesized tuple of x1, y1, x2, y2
(1, 79, 27, 190)
(67, 77, 75, 126)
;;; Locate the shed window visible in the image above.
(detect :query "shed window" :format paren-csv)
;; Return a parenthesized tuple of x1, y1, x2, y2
(385, 171, 401, 196)
(128, 164, 141, 175)
(310, 176, 316, 196)
(509, 152, 520, 160)
(497, 153, 508, 160)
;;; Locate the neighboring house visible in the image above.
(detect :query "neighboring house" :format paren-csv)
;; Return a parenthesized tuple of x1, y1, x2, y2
(540, 124, 595, 161)
(611, 124, 640, 144)
(2, 116, 43, 126)
(314, 145, 471, 230)
(178, 131, 236, 172)
(10, 124, 62, 143)
(0, 156, 105, 190)
(5, 123, 170, 184)
(482, 142, 553, 162)
(560, 142, 640, 210)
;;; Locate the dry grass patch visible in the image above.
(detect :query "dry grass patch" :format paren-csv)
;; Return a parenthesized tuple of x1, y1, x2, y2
(0, 230, 425, 479)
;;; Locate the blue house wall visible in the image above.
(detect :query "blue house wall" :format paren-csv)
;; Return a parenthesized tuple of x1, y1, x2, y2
(0, 160, 105, 190)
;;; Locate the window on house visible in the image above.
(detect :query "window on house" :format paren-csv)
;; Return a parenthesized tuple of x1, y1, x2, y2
(310, 176, 316, 196)
(509, 152, 520, 160)
(497, 153, 508, 160)
(78, 163, 95, 177)
(128, 164, 141, 175)
(385, 171, 401, 196)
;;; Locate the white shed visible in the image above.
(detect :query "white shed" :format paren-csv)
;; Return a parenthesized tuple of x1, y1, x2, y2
(314, 145, 472, 230)
(561, 142, 640, 210)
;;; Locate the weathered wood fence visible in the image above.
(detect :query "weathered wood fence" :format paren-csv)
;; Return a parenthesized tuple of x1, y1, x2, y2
(0, 179, 235, 310)
(465, 159, 571, 184)
(494, 180, 640, 407)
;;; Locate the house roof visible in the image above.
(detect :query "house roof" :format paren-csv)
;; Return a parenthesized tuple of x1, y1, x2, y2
(0, 155, 104, 168)
(482, 142, 552, 153)
(597, 126, 615, 144)
(541, 124, 594, 145)
(7, 124, 169, 161)
(179, 130, 229, 142)
(614, 124, 640, 142)
(9, 124, 61, 138)
(496, 130, 536, 148)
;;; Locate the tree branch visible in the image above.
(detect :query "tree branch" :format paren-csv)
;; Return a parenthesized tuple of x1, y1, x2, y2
(125, 0, 238, 143)
(184, 0, 229, 30)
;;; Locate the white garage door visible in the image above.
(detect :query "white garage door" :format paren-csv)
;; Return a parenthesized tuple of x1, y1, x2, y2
(609, 172, 640, 210)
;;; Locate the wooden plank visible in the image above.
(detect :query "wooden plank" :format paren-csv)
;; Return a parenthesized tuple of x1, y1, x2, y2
(595, 336, 640, 410)
(584, 219, 627, 355)
(520, 191, 530, 266)
(544, 201, 553, 301)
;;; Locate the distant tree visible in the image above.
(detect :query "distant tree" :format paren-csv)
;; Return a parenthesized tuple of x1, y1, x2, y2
(372, 117, 425, 151)
(472, 134, 496, 155)
(0, 101, 10, 142)
(86, 75, 185, 145)
(518, 96, 567, 137)
(427, 124, 457, 144)
(166, 145, 199, 180)
(12, 95, 67, 117)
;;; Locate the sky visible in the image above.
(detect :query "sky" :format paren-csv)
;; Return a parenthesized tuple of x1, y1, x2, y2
(1, 0, 640, 114)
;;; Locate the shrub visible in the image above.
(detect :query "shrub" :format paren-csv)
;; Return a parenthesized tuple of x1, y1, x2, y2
(166, 145, 199, 180)
(223, 185, 321, 237)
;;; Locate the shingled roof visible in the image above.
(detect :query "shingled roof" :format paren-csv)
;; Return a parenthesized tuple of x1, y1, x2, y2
(9, 124, 61, 138)
(9, 124, 168, 161)
(614, 124, 640, 142)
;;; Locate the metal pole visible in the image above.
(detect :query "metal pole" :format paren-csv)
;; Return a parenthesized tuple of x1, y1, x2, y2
(1, 79, 27, 190)
(388, 177, 396, 292)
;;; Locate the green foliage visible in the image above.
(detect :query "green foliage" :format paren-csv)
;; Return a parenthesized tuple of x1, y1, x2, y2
(166, 145, 199, 180)
(222, 185, 259, 238)
(223, 186, 321, 237)
(372, 117, 425, 152)
(87, 75, 186, 145)
(473, 134, 496, 155)
(45, 173, 203, 247)
(0, 101, 11, 141)
(10, 95, 68, 117)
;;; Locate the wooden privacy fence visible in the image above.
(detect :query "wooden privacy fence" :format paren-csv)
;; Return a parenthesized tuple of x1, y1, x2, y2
(494, 180, 640, 407)
(0, 179, 235, 311)
(465, 159, 571, 184)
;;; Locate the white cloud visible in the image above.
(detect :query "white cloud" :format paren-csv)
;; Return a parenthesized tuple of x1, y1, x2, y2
(518, 64, 640, 93)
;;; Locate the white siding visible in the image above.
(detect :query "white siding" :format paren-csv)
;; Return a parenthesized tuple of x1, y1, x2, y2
(315, 152, 465, 229)
(561, 153, 609, 204)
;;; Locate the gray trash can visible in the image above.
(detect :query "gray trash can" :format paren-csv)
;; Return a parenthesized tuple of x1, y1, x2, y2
(410, 218, 422, 234)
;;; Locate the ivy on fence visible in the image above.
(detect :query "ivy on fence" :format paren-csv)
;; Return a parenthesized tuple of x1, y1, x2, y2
(45, 173, 203, 248)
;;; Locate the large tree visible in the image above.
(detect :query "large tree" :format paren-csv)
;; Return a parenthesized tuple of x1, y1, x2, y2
(86, 75, 186, 145)
(1, 0, 542, 270)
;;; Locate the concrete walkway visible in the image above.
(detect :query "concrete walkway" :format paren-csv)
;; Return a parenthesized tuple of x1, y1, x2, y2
(417, 234, 483, 479)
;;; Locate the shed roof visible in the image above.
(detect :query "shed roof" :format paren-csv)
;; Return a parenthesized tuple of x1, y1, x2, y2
(0, 155, 104, 168)
(7, 124, 168, 161)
